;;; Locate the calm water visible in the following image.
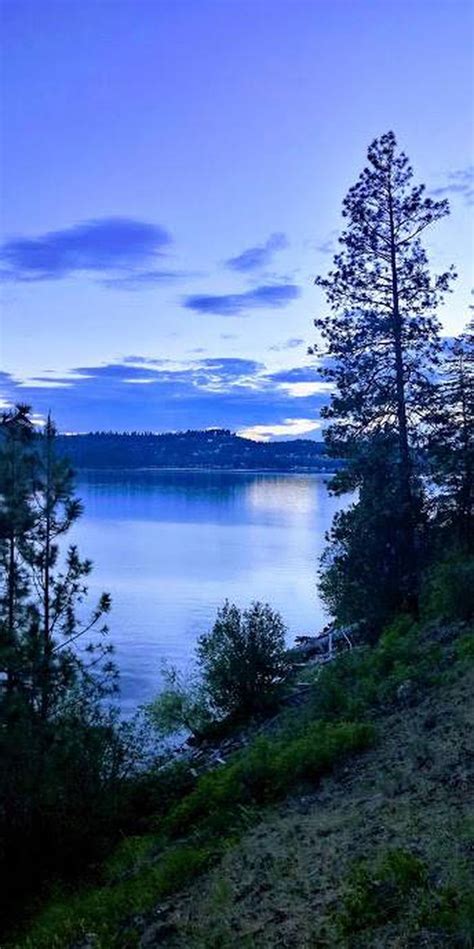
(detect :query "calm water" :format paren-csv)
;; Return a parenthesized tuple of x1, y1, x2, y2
(71, 470, 346, 714)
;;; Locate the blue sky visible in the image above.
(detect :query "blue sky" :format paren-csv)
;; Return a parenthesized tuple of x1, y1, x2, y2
(1, 0, 473, 437)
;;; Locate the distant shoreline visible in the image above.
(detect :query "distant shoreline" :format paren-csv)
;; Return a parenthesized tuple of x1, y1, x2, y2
(57, 431, 341, 475)
(74, 466, 338, 476)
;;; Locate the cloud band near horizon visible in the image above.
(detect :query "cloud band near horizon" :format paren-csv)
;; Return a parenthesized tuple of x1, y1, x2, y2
(0, 357, 327, 439)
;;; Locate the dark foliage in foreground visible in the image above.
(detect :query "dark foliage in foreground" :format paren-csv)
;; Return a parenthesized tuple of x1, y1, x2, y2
(0, 408, 150, 924)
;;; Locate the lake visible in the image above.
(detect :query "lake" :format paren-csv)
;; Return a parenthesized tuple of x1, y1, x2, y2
(72, 470, 347, 714)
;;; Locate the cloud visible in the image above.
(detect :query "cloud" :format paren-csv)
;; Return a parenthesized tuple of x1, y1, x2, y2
(306, 230, 338, 256)
(238, 419, 321, 442)
(313, 239, 335, 255)
(100, 269, 189, 290)
(0, 217, 172, 282)
(0, 355, 328, 437)
(225, 233, 288, 272)
(121, 356, 168, 365)
(430, 167, 474, 205)
(268, 366, 323, 383)
(279, 381, 333, 397)
(197, 357, 264, 377)
(183, 283, 300, 316)
(267, 365, 332, 398)
(268, 337, 305, 352)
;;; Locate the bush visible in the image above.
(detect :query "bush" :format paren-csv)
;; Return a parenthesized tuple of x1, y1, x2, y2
(417, 884, 474, 942)
(166, 720, 374, 837)
(338, 849, 428, 933)
(421, 555, 474, 622)
(456, 631, 474, 664)
(196, 601, 289, 719)
(20, 844, 214, 949)
(301, 614, 436, 723)
(146, 663, 213, 740)
(338, 849, 474, 942)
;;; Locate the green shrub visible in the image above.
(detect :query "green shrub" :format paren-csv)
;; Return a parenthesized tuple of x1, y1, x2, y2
(166, 720, 374, 837)
(146, 663, 213, 740)
(417, 884, 474, 942)
(20, 845, 213, 949)
(147, 602, 290, 741)
(302, 615, 434, 724)
(197, 601, 289, 719)
(455, 631, 474, 665)
(338, 849, 428, 933)
(421, 556, 474, 622)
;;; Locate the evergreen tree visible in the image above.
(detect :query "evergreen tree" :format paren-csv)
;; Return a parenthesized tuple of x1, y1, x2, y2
(319, 435, 419, 629)
(22, 415, 113, 721)
(430, 318, 474, 551)
(0, 408, 123, 914)
(312, 131, 455, 614)
(0, 405, 36, 700)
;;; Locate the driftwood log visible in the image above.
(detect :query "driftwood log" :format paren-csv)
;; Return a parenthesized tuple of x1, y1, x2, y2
(293, 622, 364, 661)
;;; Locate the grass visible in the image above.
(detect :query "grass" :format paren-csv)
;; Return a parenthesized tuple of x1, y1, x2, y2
(338, 846, 474, 942)
(337, 848, 429, 933)
(165, 720, 374, 838)
(20, 845, 215, 949)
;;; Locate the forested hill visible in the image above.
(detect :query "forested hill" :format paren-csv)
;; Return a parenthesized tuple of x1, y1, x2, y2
(56, 429, 338, 471)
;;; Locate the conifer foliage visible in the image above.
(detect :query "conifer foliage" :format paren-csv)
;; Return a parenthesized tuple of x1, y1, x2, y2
(430, 318, 474, 551)
(0, 407, 125, 917)
(313, 132, 456, 622)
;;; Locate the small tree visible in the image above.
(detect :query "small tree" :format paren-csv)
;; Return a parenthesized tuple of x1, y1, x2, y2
(197, 601, 288, 718)
(147, 662, 212, 740)
(21, 415, 114, 721)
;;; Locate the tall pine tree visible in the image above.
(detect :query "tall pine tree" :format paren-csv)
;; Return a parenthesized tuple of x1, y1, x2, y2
(313, 131, 455, 616)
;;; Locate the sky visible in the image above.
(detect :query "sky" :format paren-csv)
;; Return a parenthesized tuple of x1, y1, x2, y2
(1, 0, 473, 438)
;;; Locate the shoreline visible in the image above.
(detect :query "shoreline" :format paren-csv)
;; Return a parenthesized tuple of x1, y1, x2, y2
(73, 466, 339, 475)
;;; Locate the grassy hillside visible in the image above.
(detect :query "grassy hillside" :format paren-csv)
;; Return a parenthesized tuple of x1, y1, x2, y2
(160, 635, 473, 947)
(13, 618, 473, 948)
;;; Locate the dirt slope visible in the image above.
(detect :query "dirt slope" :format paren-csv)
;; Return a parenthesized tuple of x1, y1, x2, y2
(139, 663, 473, 948)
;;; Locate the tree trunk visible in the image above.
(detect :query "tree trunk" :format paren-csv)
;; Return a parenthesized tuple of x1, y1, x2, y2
(40, 424, 53, 721)
(387, 180, 418, 610)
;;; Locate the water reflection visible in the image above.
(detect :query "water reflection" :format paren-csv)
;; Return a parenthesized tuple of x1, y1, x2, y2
(246, 474, 327, 518)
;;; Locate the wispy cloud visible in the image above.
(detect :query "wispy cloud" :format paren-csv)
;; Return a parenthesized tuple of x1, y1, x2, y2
(306, 230, 338, 256)
(268, 337, 305, 352)
(183, 283, 300, 316)
(100, 269, 190, 290)
(430, 166, 474, 205)
(313, 239, 335, 255)
(224, 233, 288, 272)
(121, 356, 168, 366)
(0, 217, 173, 283)
(268, 366, 324, 383)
